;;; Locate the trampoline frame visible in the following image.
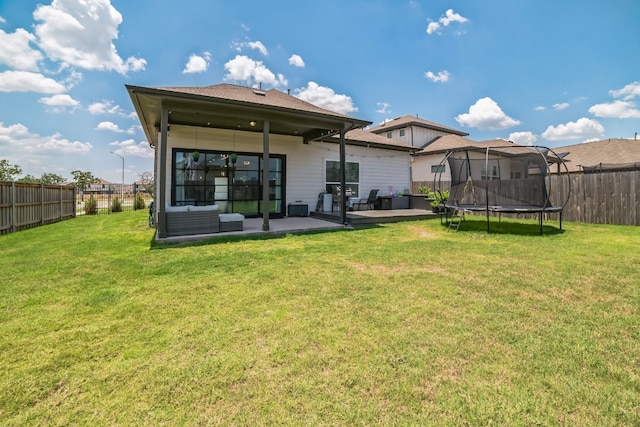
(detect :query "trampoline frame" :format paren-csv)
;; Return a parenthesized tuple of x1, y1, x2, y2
(433, 145, 571, 234)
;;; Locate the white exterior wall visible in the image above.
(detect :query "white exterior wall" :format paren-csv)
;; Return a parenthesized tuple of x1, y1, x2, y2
(412, 154, 449, 184)
(161, 125, 410, 210)
(382, 126, 453, 148)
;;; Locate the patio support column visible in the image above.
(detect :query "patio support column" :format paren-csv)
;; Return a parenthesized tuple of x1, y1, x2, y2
(262, 119, 270, 231)
(157, 106, 169, 238)
(339, 128, 347, 225)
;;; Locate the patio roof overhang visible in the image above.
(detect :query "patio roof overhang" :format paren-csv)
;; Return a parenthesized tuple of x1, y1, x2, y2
(126, 85, 371, 145)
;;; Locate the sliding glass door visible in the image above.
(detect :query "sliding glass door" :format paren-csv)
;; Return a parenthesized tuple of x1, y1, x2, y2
(172, 149, 285, 217)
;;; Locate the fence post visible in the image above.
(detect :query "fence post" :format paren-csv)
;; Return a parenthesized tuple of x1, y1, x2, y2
(10, 181, 16, 233)
(59, 185, 63, 221)
(41, 183, 45, 225)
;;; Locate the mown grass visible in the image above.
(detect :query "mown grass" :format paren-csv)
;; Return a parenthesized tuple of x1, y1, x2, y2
(1, 212, 638, 426)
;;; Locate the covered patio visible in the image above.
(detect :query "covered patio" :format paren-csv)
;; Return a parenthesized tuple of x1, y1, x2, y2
(156, 207, 436, 243)
(127, 83, 373, 240)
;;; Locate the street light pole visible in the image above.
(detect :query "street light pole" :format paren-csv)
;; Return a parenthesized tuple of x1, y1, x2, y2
(110, 151, 124, 202)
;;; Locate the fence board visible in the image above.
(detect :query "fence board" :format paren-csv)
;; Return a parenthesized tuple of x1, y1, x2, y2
(413, 170, 640, 226)
(0, 182, 76, 235)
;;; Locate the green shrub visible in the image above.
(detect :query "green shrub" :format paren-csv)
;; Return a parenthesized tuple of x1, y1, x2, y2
(111, 197, 123, 213)
(134, 193, 146, 210)
(84, 197, 98, 215)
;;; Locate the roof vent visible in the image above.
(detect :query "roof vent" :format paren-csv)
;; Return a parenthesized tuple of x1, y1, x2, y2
(253, 89, 266, 96)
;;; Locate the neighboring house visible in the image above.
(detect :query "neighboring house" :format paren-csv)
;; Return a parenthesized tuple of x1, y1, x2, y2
(367, 115, 468, 149)
(552, 138, 640, 173)
(127, 83, 413, 238)
(411, 135, 523, 183)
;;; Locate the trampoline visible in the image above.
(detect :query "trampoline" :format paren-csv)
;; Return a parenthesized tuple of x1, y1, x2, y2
(433, 145, 571, 234)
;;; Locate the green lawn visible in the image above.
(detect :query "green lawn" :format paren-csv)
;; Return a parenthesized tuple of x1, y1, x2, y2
(1, 212, 638, 426)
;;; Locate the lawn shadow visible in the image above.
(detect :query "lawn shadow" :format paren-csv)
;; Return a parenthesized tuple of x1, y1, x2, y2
(442, 216, 566, 236)
(149, 223, 383, 249)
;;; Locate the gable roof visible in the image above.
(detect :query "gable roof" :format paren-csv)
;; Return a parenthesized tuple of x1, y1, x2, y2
(126, 83, 371, 146)
(552, 138, 640, 173)
(367, 115, 469, 136)
(416, 134, 516, 156)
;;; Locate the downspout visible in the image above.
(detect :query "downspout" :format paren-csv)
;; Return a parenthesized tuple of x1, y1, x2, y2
(262, 120, 270, 231)
(157, 106, 169, 238)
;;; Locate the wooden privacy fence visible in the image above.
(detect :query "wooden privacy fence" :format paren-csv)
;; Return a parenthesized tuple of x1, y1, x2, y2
(413, 170, 640, 226)
(0, 181, 76, 235)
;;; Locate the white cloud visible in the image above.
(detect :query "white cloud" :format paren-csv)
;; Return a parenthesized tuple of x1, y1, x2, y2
(508, 131, 537, 146)
(109, 139, 154, 158)
(534, 106, 546, 111)
(234, 40, 268, 56)
(288, 54, 305, 67)
(223, 55, 287, 87)
(588, 81, 640, 119)
(88, 100, 122, 115)
(96, 121, 123, 132)
(294, 82, 357, 115)
(0, 121, 91, 153)
(0, 70, 66, 93)
(247, 41, 268, 56)
(588, 100, 640, 119)
(38, 94, 81, 112)
(455, 97, 520, 130)
(33, 0, 146, 74)
(426, 9, 469, 35)
(183, 52, 211, 74)
(541, 117, 604, 141)
(553, 102, 569, 110)
(610, 81, 640, 100)
(0, 28, 44, 71)
(376, 102, 391, 114)
(425, 70, 450, 83)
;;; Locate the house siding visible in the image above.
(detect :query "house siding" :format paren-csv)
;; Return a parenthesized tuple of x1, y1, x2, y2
(161, 125, 410, 211)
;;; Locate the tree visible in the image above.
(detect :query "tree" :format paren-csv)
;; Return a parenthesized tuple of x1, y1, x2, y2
(0, 159, 22, 181)
(70, 170, 99, 201)
(138, 171, 155, 196)
(16, 174, 39, 183)
(16, 173, 66, 185)
(40, 173, 66, 185)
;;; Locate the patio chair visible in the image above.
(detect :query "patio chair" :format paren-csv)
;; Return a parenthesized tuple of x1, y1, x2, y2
(352, 189, 379, 211)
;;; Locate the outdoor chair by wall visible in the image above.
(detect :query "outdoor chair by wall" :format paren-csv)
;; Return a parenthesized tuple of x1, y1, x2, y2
(353, 189, 379, 211)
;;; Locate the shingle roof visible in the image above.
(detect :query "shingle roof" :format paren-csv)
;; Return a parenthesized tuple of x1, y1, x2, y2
(322, 129, 414, 151)
(159, 83, 355, 120)
(551, 138, 640, 172)
(367, 115, 468, 136)
(414, 134, 486, 155)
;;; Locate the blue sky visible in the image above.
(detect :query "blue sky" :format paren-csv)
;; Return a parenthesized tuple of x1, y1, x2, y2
(1, 0, 639, 183)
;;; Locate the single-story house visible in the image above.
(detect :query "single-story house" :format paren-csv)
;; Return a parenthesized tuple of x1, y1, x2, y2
(551, 138, 640, 173)
(126, 83, 413, 239)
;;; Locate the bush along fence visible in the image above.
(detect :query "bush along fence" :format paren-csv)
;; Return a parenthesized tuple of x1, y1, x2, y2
(78, 184, 150, 216)
(0, 181, 76, 235)
(413, 170, 640, 226)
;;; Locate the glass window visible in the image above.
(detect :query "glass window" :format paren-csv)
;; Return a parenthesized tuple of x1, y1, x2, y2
(325, 160, 359, 198)
(399, 129, 406, 137)
(431, 164, 445, 173)
(386, 132, 392, 139)
(172, 148, 285, 217)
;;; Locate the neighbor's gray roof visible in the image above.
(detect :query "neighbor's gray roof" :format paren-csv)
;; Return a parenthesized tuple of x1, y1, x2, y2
(552, 138, 640, 173)
(416, 135, 515, 155)
(367, 115, 469, 136)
